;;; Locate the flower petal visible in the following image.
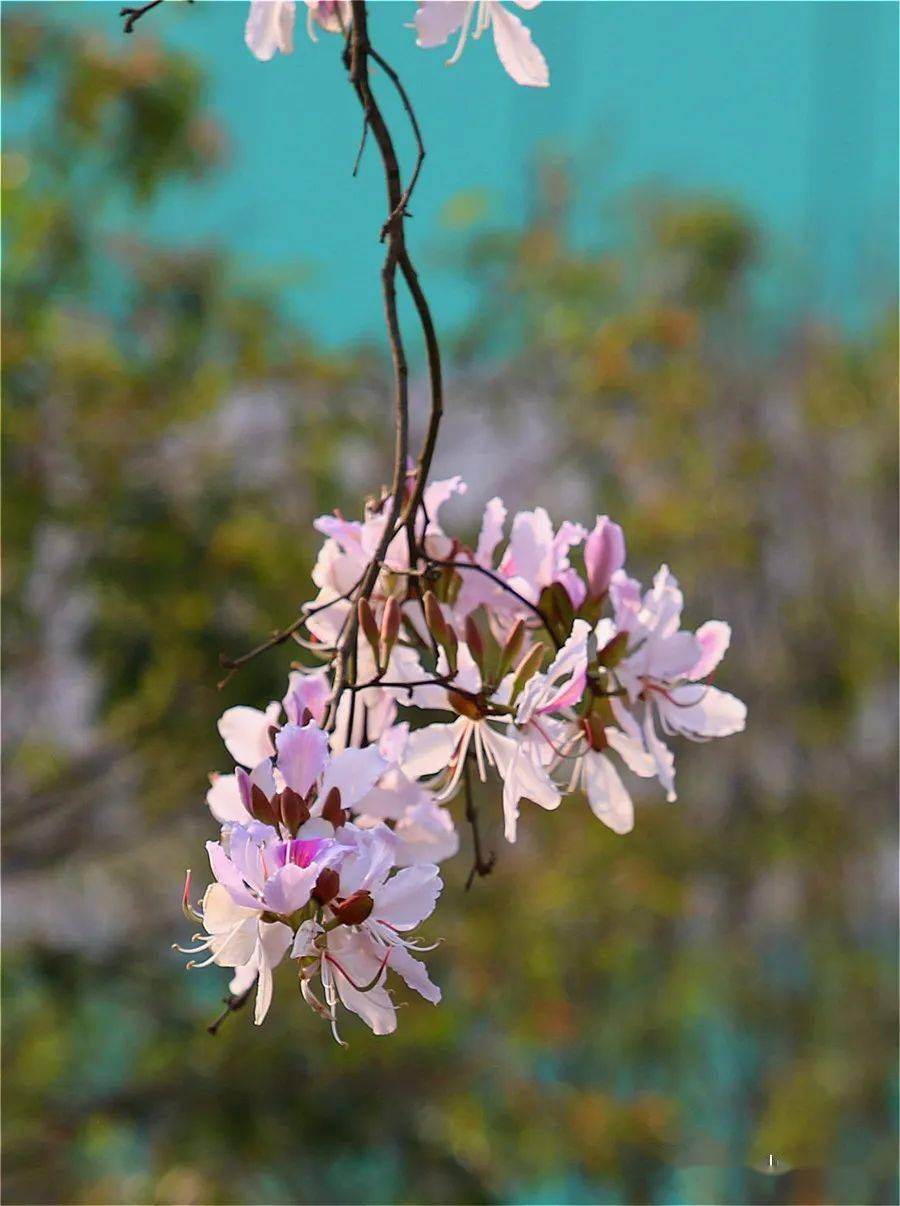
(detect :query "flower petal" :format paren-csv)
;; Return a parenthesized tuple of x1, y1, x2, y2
(373, 864, 442, 931)
(274, 721, 330, 797)
(583, 751, 634, 834)
(490, 1, 549, 87)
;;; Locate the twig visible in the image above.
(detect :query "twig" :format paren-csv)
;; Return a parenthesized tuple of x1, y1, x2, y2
(207, 982, 255, 1036)
(119, 0, 164, 33)
(429, 557, 563, 649)
(463, 759, 496, 889)
(368, 47, 426, 241)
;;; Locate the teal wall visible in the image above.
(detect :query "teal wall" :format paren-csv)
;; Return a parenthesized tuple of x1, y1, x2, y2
(49, 2, 900, 342)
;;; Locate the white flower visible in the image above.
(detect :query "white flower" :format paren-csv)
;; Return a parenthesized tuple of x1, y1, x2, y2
(414, 0, 549, 88)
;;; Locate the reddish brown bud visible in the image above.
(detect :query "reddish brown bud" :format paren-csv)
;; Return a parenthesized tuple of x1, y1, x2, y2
(424, 590, 458, 671)
(499, 618, 526, 678)
(312, 866, 340, 906)
(509, 643, 545, 703)
(463, 612, 485, 666)
(321, 786, 346, 828)
(278, 787, 310, 834)
(380, 595, 401, 662)
(249, 783, 278, 827)
(332, 889, 374, 927)
(423, 590, 448, 641)
(597, 630, 629, 668)
(357, 597, 381, 663)
(447, 689, 485, 721)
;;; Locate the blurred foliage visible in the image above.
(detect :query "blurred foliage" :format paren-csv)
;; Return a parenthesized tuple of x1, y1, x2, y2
(2, 15, 898, 1206)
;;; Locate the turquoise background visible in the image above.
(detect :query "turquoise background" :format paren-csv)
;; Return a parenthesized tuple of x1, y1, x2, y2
(65, 0, 898, 344)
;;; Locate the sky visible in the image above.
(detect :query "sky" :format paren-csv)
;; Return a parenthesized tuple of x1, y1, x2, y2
(51, 1, 900, 344)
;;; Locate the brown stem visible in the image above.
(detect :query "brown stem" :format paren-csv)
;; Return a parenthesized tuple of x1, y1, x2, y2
(429, 557, 563, 649)
(328, 2, 438, 727)
(463, 758, 496, 890)
(207, 981, 255, 1036)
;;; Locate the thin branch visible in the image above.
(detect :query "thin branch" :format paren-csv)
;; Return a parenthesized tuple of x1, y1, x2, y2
(328, 2, 417, 726)
(463, 758, 496, 890)
(119, 0, 164, 33)
(429, 557, 562, 649)
(207, 982, 255, 1036)
(367, 46, 427, 241)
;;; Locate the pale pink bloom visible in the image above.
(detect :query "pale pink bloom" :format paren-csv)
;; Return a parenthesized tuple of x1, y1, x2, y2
(245, 1, 296, 61)
(584, 516, 626, 602)
(414, 0, 549, 88)
(455, 500, 587, 619)
(306, 476, 465, 645)
(292, 827, 442, 1038)
(569, 721, 658, 836)
(180, 881, 293, 1024)
(217, 700, 281, 768)
(401, 643, 559, 826)
(282, 668, 330, 726)
(610, 567, 746, 800)
(304, 0, 351, 40)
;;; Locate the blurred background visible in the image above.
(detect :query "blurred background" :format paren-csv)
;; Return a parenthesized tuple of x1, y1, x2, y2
(2, 3, 898, 1203)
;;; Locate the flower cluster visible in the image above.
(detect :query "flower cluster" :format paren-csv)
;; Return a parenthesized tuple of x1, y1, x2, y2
(182, 478, 745, 1038)
(246, 0, 550, 88)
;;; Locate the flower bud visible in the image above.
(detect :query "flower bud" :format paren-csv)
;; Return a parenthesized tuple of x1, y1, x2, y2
(447, 689, 484, 721)
(331, 889, 373, 927)
(278, 787, 310, 834)
(321, 786, 346, 828)
(509, 643, 545, 704)
(424, 590, 448, 642)
(358, 598, 381, 666)
(463, 611, 484, 667)
(584, 516, 625, 601)
(249, 783, 278, 827)
(424, 590, 458, 672)
(312, 866, 340, 906)
(380, 595, 401, 665)
(464, 606, 502, 682)
(498, 618, 526, 679)
(597, 629, 629, 668)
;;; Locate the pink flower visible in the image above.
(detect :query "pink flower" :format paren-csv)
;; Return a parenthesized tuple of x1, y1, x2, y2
(414, 1, 549, 88)
(584, 516, 626, 601)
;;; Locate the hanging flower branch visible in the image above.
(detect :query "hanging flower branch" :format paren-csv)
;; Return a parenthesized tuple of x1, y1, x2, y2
(123, 1, 745, 1041)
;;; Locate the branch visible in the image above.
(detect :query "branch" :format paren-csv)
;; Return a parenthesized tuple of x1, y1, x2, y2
(119, 0, 164, 33)
(429, 557, 563, 649)
(463, 758, 496, 890)
(207, 981, 255, 1036)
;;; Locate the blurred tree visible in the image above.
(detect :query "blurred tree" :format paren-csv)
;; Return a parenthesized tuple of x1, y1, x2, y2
(2, 16, 897, 1206)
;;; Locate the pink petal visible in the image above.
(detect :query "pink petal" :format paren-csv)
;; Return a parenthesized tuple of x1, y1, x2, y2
(490, 1, 549, 87)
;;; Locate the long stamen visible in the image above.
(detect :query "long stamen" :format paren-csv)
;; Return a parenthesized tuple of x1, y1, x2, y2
(446, 1, 475, 66)
(324, 947, 391, 993)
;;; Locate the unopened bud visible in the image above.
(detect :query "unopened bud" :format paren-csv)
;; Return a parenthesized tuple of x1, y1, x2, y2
(312, 866, 340, 906)
(498, 618, 526, 679)
(447, 689, 484, 721)
(380, 595, 401, 664)
(332, 889, 373, 927)
(584, 516, 626, 602)
(278, 787, 310, 834)
(509, 643, 545, 703)
(357, 598, 381, 665)
(541, 581, 575, 639)
(423, 590, 448, 641)
(321, 786, 346, 828)
(249, 783, 278, 827)
(424, 590, 458, 671)
(464, 611, 485, 668)
(597, 629, 629, 668)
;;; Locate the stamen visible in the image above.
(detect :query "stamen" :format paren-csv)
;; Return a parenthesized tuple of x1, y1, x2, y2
(324, 946, 391, 993)
(446, 1, 475, 66)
